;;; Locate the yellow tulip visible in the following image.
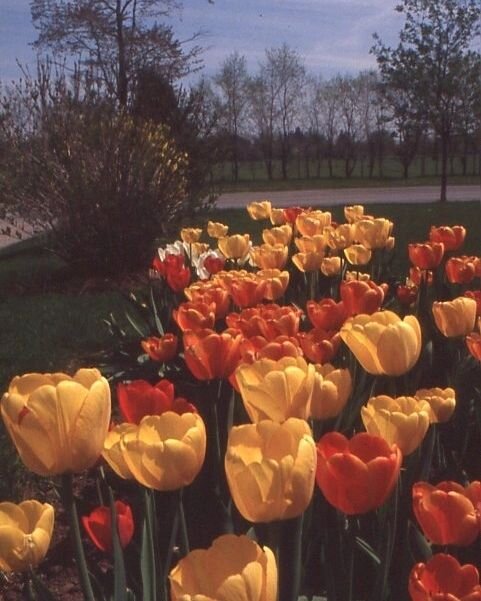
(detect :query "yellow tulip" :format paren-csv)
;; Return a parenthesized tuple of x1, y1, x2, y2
(340, 311, 422, 376)
(361, 395, 430, 455)
(432, 297, 477, 337)
(207, 221, 229, 238)
(1, 369, 111, 476)
(344, 204, 365, 223)
(415, 387, 456, 423)
(262, 224, 293, 246)
(270, 207, 287, 225)
(354, 218, 393, 249)
(257, 268, 290, 300)
(169, 534, 277, 601)
(296, 212, 330, 237)
(235, 356, 315, 423)
(0, 501, 54, 572)
(292, 251, 324, 272)
(344, 244, 372, 266)
(311, 364, 352, 420)
(250, 243, 288, 270)
(180, 227, 202, 244)
(295, 235, 326, 254)
(247, 200, 272, 220)
(218, 234, 251, 260)
(225, 418, 316, 522)
(102, 412, 206, 491)
(325, 224, 354, 250)
(345, 270, 371, 282)
(320, 257, 342, 276)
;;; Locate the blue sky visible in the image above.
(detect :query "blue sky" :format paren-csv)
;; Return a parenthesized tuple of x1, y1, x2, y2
(1, 0, 404, 82)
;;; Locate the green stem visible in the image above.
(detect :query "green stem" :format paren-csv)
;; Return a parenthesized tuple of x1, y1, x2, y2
(178, 489, 190, 555)
(61, 473, 96, 601)
(278, 515, 304, 601)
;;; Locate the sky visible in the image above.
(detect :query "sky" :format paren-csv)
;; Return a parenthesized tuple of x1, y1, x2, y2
(0, 0, 405, 83)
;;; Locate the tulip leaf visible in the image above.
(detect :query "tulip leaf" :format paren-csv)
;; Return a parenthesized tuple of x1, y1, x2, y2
(124, 310, 150, 338)
(150, 287, 165, 336)
(354, 536, 381, 566)
(141, 490, 157, 601)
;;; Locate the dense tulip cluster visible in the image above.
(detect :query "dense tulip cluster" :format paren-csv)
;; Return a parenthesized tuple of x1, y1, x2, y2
(3, 200, 481, 601)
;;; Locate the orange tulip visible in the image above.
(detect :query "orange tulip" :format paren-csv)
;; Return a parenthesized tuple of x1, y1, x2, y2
(173, 300, 216, 332)
(296, 211, 331, 236)
(429, 225, 466, 252)
(207, 221, 229, 238)
(250, 244, 288, 270)
(306, 298, 347, 330)
(183, 284, 231, 319)
(230, 275, 267, 308)
(465, 290, 481, 317)
(239, 335, 302, 364)
(297, 328, 341, 364)
(295, 235, 326, 254)
(316, 431, 402, 515)
(247, 200, 272, 220)
(262, 224, 293, 246)
(340, 280, 388, 317)
(325, 224, 354, 250)
(183, 329, 242, 380)
(409, 553, 481, 601)
(445, 257, 476, 284)
(227, 304, 302, 340)
(408, 242, 444, 270)
(270, 207, 288, 225)
(412, 481, 479, 546)
(141, 333, 178, 362)
(292, 251, 324, 272)
(344, 204, 365, 223)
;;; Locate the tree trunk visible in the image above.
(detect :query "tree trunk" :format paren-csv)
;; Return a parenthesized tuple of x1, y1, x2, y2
(116, 0, 128, 107)
(440, 134, 449, 203)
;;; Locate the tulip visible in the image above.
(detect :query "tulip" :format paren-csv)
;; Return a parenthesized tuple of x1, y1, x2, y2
(230, 274, 268, 308)
(345, 270, 371, 282)
(284, 206, 305, 224)
(340, 310, 422, 376)
(247, 200, 272, 220)
(415, 387, 456, 423)
(235, 356, 315, 423)
(1, 368, 111, 476)
(141, 333, 178, 362)
(295, 234, 326, 254)
(409, 553, 481, 601)
(239, 335, 302, 364)
(207, 221, 229, 238)
(262, 224, 293, 246)
(325, 224, 354, 250)
(103, 413, 206, 491)
(344, 204, 365, 223)
(270, 207, 288, 225)
(320, 257, 342, 277)
(429, 225, 466, 251)
(183, 328, 242, 380)
(353, 218, 393, 249)
(173, 300, 216, 332)
(344, 244, 372, 265)
(432, 297, 477, 337)
(250, 243, 288, 270)
(225, 418, 317, 522)
(82, 500, 134, 553)
(166, 263, 191, 292)
(396, 283, 418, 307)
(297, 328, 341, 364)
(316, 431, 402, 515)
(408, 242, 444, 270)
(194, 249, 226, 279)
(465, 290, 481, 317)
(410, 266, 434, 286)
(184, 284, 231, 319)
(169, 534, 277, 601)
(311, 364, 352, 420)
(292, 251, 324, 272)
(296, 212, 330, 237)
(227, 304, 302, 340)
(257, 268, 290, 300)
(361, 395, 431, 456)
(117, 379, 195, 424)
(340, 280, 388, 316)
(0, 500, 54, 572)
(180, 227, 202, 244)
(412, 481, 479, 546)
(445, 256, 476, 284)
(218, 234, 251, 260)
(307, 298, 347, 330)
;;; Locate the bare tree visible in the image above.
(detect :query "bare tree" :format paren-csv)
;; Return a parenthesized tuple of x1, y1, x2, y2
(336, 75, 361, 178)
(214, 52, 249, 182)
(30, 0, 203, 106)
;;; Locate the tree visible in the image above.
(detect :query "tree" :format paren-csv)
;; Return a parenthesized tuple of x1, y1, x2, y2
(30, 0, 203, 106)
(372, 0, 481, 201)
(214, 52, 249, 182)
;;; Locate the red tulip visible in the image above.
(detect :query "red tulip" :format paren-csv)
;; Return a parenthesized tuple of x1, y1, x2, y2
(396, 283, 418, 306)
(412, 481, 479, 546)
(429, 225, 466, 252)
(283, 206, 305, 224)
(408, 242, 444, 270)
(306, 298, 347, 330)
(409, 553, 481, 601)
(173, 301, 216, 332)
(297, 328, 341, 364)
(117, 379, 195, 424)
(316, 431, 402, 515)
(467, 333, 481, 361)
(141, 333, 178, 362)
(465, 290, 481, 317)
(340, 280, 388, 316)
(82, 501, 134, 553)
(183, 329, 242, 380)
(445, 257, 476, 284)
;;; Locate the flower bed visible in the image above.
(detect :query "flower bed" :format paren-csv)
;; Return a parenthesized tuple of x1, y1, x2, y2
(2, 201, 481, 601)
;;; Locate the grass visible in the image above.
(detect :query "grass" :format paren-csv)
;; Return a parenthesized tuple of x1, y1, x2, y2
(213, 156, 481, 193)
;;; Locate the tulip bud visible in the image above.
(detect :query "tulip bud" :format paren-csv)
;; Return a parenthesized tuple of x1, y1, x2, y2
(82, 500, 134, 553)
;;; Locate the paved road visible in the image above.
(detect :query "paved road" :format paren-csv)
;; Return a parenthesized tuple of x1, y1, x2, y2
(216, 184, 481, 208)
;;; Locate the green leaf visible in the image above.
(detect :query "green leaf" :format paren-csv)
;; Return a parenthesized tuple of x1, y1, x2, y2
(149, 287, 165, 336)
(355, 536, 381, 566)
(141, 489, 157, 601)
(109, 488, 128, 601)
